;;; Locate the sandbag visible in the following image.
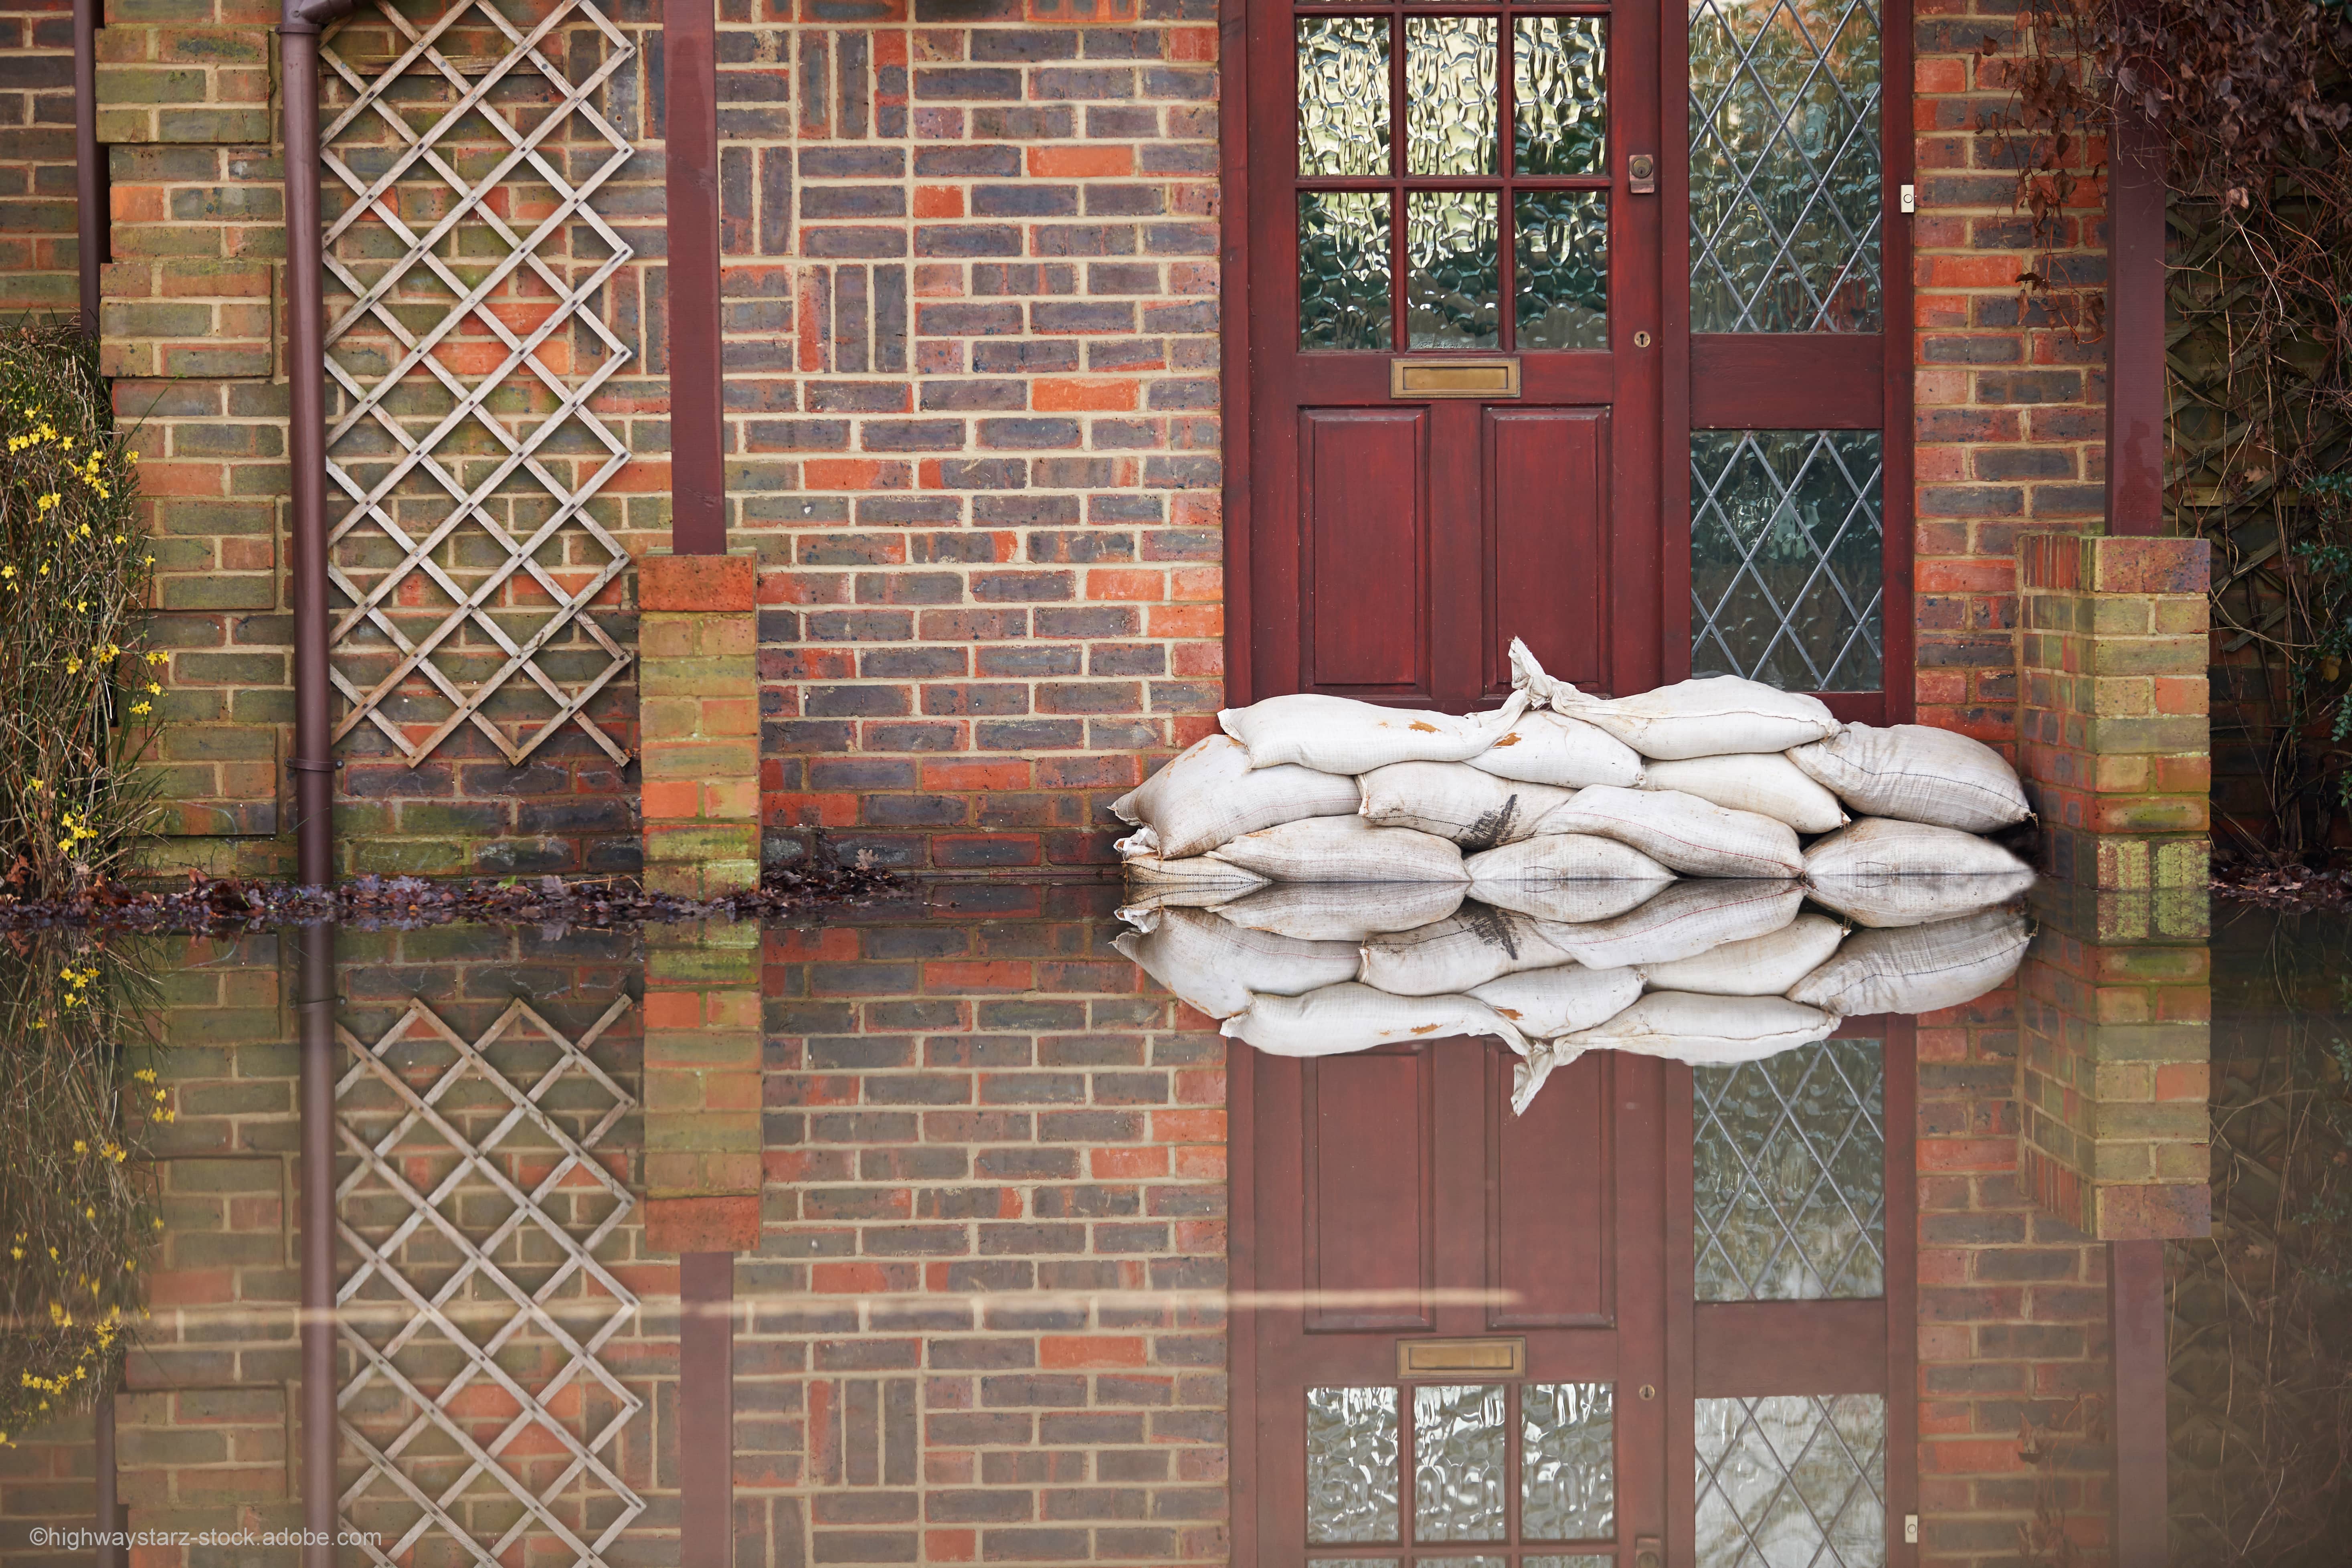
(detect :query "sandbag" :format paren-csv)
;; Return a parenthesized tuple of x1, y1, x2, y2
(1639, 754, 1846, 835)
(1470, 963, 1645, 1040)
(1221, 982, 1528, 1057)
(1541, 786, 1804, 878)
(1118, 854, 1271, 906)
(1511, 639, 1839, 759)
(1788, 908, 2031, 1017)
(1511, 1041, 1589, 1113)
(1213, 814, 1470, 883)
(1219, 692, 1527, 774)
(1114, 906, 1360, 1019)
(1466, 709, 1644, 789)
(1788, 723, 2030, 834)
(1210, 882, 1468, 942)
(1563, 991, 1838, 1063)
(1547, 879, 1806, 969)
(1805, 870, 2037, 930)
(1358, 905, 1581, 997)
(1639, 912, 1846, 997)
(1111, 734, 1361, 860)
(1357, 762, 1580, 850)
(1803, 817, 2032, 880)
(1464, 833, 1676, 884)
(1469, 875, 1673, 926)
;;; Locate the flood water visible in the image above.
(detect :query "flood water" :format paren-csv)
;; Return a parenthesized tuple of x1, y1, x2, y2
(0, 878, 2347, 1567)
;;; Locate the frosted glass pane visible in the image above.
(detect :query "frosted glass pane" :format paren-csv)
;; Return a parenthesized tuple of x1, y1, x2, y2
(1308, 1386, 1399, 1543)
(1406, 191, 1499, 350)
(1515, 191, 1608, 350)
(1523, 1382, 1614, 1540)
(1695, 1394, 1886, 1567)
(1527, 1559, 1615, 1568)
(1514, 16, 1607, 175)
(1690, 430, 1884, 692)
(1299, 16, 1390, 177)
(1407, 16, 1498, 177)
(1300, 192, 1394, 351)
(1413, 1384, 1507, 1541)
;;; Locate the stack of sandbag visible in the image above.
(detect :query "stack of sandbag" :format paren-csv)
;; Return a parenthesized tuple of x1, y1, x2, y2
(1114, 877, 2032, 1116)
(1115, 638, 2037, 906)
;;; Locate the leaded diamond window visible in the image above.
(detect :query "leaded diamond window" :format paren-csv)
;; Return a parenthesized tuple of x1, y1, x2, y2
(1694, 1036, 1885, 1301)
(1689, 0, 1883, 332)
(1690, 430, 1884, 693)
(1694, 1394, 1887, 1567)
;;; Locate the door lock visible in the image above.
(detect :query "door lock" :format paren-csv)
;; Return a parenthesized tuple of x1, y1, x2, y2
(1635, 1535, 1662, 1568)
(1627, 153, 1657, 194)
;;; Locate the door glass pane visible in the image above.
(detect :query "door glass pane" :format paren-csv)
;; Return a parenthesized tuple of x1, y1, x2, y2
(1299, 16, 1391, 177)
(1406, 191, 1500, 350)
(1695, 1394, 1887, 1567)
(1688, 0, 1883, 331)
(1300, 192, 1395, 351)
(1406, 17, 1498, 177)
(1514, 191, 1608, 350)
(1689, 429, 1884, 692)
(1527, 1560, 1615, 1568)
(1694, 1036, 1886, 1300)
(1523, 1382, 1614, 1541)
(1309, 1386, 1401, 1542)
(1513, 16, 1607, 175)
(1412, 1383, 1508, 1541)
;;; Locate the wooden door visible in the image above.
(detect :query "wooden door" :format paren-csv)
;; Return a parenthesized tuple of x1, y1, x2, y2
(1244, 0, 1664, 710)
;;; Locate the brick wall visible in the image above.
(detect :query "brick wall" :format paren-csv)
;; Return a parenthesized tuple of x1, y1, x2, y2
(0, 0, 76, 317)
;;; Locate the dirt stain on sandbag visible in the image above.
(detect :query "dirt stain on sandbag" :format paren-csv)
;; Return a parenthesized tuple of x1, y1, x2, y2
(1460, 900, 1524, 956)
(1412, 1024, 1439, 1034)
(1488, 732, 1521, 747)
(1410, 722, 1439, 732)
(1458, 800, 1525, 854)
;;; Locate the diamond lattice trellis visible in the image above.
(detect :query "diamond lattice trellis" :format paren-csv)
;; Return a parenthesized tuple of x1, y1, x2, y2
(335, 994, 642, 1568)
(319, 0, 637, 766)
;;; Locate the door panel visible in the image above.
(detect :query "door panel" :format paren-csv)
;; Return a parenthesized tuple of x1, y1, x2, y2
(1302, 407, 1430, 695)
(1305, 1050, 1435, 1332)
(1487, 407, 1608, 696)
(1489, 1042, 1612, 1330)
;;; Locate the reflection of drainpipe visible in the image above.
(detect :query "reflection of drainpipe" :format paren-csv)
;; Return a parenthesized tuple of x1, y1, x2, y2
(280, 0, 358, 889)
(294, 923, 339, 1568)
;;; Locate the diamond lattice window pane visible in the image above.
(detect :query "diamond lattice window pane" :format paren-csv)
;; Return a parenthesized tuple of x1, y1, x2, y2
(1695, 1394, 1887, 1568)
(1689, 0, 1882, 332)
(1691, 430, 1884, 693)
(1695, 1036, 1885, 1301)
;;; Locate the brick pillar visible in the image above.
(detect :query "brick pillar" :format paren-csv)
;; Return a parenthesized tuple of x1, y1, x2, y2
(641, 921, 763, 1254)
(638, 551, 761, 897)
(2016, 534, 2212, 890)
(2018, 888, 2212, 1242)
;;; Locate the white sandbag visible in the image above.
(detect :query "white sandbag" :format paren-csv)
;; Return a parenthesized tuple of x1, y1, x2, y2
(1638, 754, 1846, 835)
(1113, 906, 1360, 1019)
(1471, 964, 1645, 1040)
(1118, 854, 1271, 906)
(1806, 870, 2037, 930)
(1803, 817, 2032, 879)
(1639, 912, 1847, 997)
(1547, 879, 1806, 969)
(1213, 814, 1470, 883)
(1210, 882, 1468, 942)
(1219, 691, 1527, 774)
(1788, 908, 2031, 1018)
(1464, 833, 1675, 884)
(1358, 906, 1581, 997)
(1565, 991, 1838, 1063)
(1470, 876, 1674, 926)
(1221, 982, 1527, 1058)
(1111, 734, 1361, 860)
(1510, 639, 1838, 760)
(1357, 762, 1581, 850)
(1541, 786, 1804, 878)
(1466, 709, 1644, 789)
(1788, 723, 2030, 834)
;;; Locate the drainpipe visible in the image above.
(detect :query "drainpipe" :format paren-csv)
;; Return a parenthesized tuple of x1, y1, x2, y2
(73, 0, 101, 339)
(280, 0, 358, 888)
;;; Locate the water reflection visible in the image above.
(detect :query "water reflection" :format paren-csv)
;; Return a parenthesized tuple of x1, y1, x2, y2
(0, 882, 2338, 1566)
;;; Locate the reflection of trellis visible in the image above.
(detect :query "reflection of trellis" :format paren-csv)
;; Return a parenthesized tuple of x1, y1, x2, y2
(335, 995, 641, 1568)
(319, 0, 636, 766)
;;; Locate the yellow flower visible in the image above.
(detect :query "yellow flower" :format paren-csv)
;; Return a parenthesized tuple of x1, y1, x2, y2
(136, 1067, 156, 1081)
(2, 567, 14, 580)
(37, 563, 47, 576)
(127, 451, 138, 462)
(129, 702, 151, 715)
(146, 682, 161, 694)
(63, 659, 79, 674)
(28, 779, 40, 791)
(146, 651, 165, 664)
(73, 1139, 86, 1153)
(36, 493, 59, 512)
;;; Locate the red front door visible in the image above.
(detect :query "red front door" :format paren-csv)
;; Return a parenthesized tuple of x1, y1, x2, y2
(1244, 0, 1664, 710)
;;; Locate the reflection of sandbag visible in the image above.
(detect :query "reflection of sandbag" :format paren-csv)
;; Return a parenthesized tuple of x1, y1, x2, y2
(1464, 833, 1675, 883)
(1788, 908, 2031, 1015)
(1213, 815, 1470, 883)
(1357, 763, 1581, 850)
(1358, 905, 1580, 997)
(1118, 855, 1271, 908)
(1512, 1042, 1588, 1113)
(1639, 912, 1846, 996)
(1511, 639, 1839, 759)
(1638, 755, 1846, 835)
(1211, 882, 1468, 942)
(1114, 906, 1359, 1019)
(1565, 991, 1837, 1062)
(1806, 870, 2037, 930)
(1472, 963, 1645, 1040)
(1804, 817, 2032, 880)
(1111, 734, 1360, 860)
(1788, 723, 2031, 834)
(1220, 692, 1527, 774)
(1541, 786, 1804, 878)
(1547, 879, 1806, 968)
(1469, 876, 1672, 926)
(1221, 982, 1528, 1057)
(1466, 709, 1644, 789)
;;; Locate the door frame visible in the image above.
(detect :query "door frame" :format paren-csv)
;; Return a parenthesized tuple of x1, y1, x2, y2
(1217, 0, 1915, 718)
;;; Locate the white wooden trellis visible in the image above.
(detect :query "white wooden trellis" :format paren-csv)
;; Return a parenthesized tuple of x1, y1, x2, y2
(318, 0, 638, 767)
(334, 994, 643, 1568)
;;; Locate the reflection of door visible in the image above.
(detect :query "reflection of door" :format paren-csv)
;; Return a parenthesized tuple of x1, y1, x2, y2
(1233, 1027, 1915, 1568)
(1244, 0, 1664, 710)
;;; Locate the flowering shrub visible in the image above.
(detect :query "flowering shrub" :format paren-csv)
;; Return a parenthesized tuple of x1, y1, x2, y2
(0, 322, 163, 892)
